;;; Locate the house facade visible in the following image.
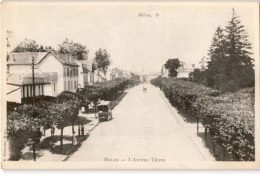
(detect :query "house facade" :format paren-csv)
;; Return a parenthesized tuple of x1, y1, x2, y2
(7, 51, 79, 103)
(75, 59, 96, 88)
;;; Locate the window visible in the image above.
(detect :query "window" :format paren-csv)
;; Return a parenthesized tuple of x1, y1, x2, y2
(28, 85, 31, 97)
(22, 86, 25, 98)
(35, 85, 40, 96)
(64, 81, 66, 90)
(39, 85, 41, 95)
(71, 81, 73, 90)
(67, 68, 70, 77)
(64, 66, 66, 76)
(53, 83, 56, 92)
(26, 86, 28, 97)
(74, 81, 77, 90)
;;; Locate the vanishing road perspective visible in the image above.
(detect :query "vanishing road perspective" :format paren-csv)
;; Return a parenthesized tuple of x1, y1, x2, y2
(68, 84, 214, 162)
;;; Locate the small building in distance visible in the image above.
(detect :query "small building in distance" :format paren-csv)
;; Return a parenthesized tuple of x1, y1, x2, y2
(75, 59, 96, 88)
(111, 68, 124, 79)
(161, 64, 168, 77)
(177, 62, 196, 78)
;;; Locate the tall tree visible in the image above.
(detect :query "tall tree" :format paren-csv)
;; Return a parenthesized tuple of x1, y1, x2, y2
(58, 38, 89, 60)
(206, 26, 229, 89)
(225, 8, 254, 89)
(164, 58, 180, 78)
(56, 91, 81, 137)
(200, 9, 255, 92)
(94, 48, 111, 77)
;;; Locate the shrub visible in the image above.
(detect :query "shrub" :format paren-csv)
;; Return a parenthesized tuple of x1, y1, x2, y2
(151, 77, 255, 161)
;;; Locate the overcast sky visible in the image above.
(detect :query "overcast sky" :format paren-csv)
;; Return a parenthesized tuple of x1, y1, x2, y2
(2, 2, 259, 73)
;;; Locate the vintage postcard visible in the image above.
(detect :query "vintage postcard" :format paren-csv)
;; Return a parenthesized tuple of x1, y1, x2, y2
(1, 1, 260, 169)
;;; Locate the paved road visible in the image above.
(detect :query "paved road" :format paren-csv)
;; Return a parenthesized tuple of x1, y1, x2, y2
(68, 84, 213, 162)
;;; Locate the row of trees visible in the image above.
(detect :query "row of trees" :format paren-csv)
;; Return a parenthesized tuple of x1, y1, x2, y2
(9, 38, 111, 77)
(7, 78, 139, 160)
(151, 77, 254, 161)
(7, 91, 80, 160)
(189, 9, 254, 92)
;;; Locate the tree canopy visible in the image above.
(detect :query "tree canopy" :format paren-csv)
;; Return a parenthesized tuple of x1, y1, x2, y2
(164, 58, 181, 78)
(94, 48, 111, 75)
(189, 8, 254, 92)
(58, 38, 89, 60)
(12, 38, 53, 53)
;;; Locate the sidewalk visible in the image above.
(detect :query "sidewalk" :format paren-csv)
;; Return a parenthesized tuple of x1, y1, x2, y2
(156, 86, 215, 161)
(20, 111, 99, 161)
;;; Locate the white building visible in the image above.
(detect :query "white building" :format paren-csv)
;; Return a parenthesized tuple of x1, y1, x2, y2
(7, 51, 79, 102)
(75, 59, 94, 88)
(177, 62, 196, 78)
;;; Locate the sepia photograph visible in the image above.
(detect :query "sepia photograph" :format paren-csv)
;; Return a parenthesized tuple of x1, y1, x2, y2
(1, 1, 259, 169)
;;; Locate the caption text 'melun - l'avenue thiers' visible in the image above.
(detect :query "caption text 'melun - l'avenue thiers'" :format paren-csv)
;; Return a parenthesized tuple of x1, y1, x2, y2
(104, 157, 165, 162)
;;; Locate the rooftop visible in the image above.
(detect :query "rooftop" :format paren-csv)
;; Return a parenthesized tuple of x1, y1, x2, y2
(7, 51, 79, 67)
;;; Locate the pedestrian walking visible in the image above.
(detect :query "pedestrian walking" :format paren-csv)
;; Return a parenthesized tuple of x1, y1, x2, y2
(81, 124, 84, 136)
(51, 126, 55, 137)
(143, 87, 147, 93)
(72, 132, 78, 146)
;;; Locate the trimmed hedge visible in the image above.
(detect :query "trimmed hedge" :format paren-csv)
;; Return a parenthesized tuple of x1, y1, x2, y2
(81, 78, 140, 101)
(151, 77, 255, 161)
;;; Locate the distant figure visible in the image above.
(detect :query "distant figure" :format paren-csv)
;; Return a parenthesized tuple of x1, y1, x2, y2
(143, 87, 147, 93)
(72, 132, 78, 145)
(81, 124, 84, 136)
(51, 126, 55, 137)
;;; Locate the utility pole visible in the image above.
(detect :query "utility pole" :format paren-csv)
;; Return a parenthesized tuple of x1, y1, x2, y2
(30, 53, 36, 161)
(32, 55, 35, 106)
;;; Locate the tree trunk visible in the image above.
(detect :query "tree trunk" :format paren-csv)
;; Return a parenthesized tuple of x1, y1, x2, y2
(78, 119, 81, 136)
(196, 117, 199, 134)
(204, 127, 208, 144)
(98, 70, 100, 82)
(213, 142, 216, 157)
(223, 146, 226, 161)
(72, 120, 74, 134)
(33, 143, 36, 161)
(60, 127, 63, 152)
(94, 101, 97, 118)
